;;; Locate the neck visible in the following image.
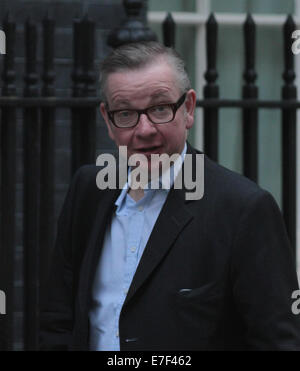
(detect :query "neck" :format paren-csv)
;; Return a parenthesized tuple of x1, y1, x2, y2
(128, 187, 144, 202)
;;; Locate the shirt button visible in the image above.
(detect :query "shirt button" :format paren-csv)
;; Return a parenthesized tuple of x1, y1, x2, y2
(138, 206, 144, 212)
(131, 246, 136, 253)
(116, 332, 119, 338)
(124, 289, 128, 295)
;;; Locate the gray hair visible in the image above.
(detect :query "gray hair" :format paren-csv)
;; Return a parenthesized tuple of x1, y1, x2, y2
(99, 41, 191, 101)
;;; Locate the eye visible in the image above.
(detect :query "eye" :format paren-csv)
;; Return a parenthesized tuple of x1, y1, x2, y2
(120, 111, 130, 117)
(115, 110, 135, 119)
(149, 105, 169, 114)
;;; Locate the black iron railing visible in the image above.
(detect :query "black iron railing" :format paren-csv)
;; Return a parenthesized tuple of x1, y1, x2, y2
(0, 0, 298, 351)
(163, 11, 297, 254)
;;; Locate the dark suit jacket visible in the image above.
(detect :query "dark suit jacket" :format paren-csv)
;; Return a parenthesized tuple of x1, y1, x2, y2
(40, 143, 300, 350)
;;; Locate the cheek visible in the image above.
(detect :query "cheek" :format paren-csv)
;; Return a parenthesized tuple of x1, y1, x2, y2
(170, 122, 186, 140)
(112, 130, 132, 146)
(166, 122, 187, 150)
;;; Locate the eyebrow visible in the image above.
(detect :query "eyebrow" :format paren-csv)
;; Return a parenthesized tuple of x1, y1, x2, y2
(150, 91, 172, 100)
(109, 91, 173, 110)
(108, 99, 131, 110)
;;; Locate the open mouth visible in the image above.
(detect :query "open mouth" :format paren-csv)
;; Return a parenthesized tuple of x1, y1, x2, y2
(136, 146, 162, 153)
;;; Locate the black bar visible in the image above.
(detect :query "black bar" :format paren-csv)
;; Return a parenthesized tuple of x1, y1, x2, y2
(40, 14, 55, 296)
(23, 18, 40, 351)
(281, 15, 297, 254)
(0, 13, 16, 351)
(243, 14, 258, 182)
(72, 16, 96, 175)
(3, 97, 300, 109)
(203, 13, 219, 161)
(71, 17, 84, 175)
(163, 13, 175, 48)
(81, 15, 96, 167)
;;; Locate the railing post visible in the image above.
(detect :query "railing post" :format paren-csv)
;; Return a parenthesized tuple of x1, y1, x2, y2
(107, 0, 157, 48)
(40, 13, 55, 294)
(163, 13, 176, 48)
(0, 12, 16, 351)
(242, 14, 258, 182)
(71, 17, 84, 175)
(203, 13, 219, 161)
(23, 17, 40, 351)
(71, 15, 96, 174)
(81, 15, 96, 165)
(282, 15, 297, 254)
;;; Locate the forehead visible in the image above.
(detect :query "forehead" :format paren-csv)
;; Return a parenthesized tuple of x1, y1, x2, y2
(105, 60, 180, 104)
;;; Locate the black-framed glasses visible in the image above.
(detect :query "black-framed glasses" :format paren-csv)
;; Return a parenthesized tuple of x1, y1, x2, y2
(106, 93, 187, 128)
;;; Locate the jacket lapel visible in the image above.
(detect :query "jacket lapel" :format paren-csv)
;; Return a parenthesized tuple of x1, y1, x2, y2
(123, 171, 196, 307)
(78, 187, 121, 313)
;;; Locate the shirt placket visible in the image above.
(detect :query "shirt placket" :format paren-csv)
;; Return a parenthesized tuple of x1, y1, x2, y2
(114, 202, 145, 348)
(124, 207, 144, 292)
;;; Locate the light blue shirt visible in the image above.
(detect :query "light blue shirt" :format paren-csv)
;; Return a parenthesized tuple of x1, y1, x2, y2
(89, 143, 187, 351)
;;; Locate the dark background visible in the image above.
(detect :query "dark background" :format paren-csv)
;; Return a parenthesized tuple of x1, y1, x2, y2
(0, 0, 148, 350)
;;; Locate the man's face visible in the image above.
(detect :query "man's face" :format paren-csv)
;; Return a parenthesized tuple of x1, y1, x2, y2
(100, 59, 196, 172)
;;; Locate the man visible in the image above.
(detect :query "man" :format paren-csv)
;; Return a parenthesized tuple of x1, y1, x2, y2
(40, 41, 300, 351)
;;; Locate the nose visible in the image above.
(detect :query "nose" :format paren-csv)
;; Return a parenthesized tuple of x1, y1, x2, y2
(134, 113, 157, 137)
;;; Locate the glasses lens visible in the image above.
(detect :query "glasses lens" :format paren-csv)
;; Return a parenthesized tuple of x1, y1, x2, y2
(148, 105, 173, 123)
(114, 110, 138, 127)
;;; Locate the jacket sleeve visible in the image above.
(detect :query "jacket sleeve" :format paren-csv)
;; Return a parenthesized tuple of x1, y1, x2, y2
(230, 190, 300, 350)
(39, 168, 83, 350)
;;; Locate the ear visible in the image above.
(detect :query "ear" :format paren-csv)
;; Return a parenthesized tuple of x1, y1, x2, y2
(184, 89, 196, 129)
(100, 102, 115, 141)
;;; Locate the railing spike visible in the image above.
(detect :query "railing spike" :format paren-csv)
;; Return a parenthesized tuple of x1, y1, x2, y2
(163, 12, 175, 48)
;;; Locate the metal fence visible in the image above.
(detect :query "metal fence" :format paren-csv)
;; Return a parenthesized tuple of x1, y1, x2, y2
(0, 13, 101, 352)
(164, 12, 297, 256)
(0, 6, 297, 351)
(0, 0, 154, 351)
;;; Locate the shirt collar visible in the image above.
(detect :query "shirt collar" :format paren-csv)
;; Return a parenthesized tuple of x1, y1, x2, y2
(148, 142, 186, 190)
(115, 142, 187, 209)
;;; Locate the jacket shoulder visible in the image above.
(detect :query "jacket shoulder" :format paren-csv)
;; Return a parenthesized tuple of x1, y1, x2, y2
(203, 154, 270, 203)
